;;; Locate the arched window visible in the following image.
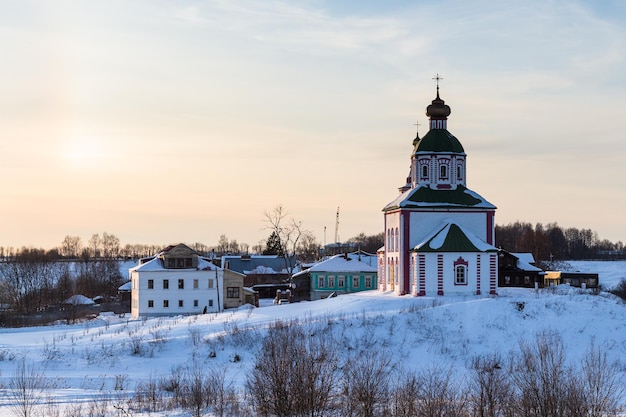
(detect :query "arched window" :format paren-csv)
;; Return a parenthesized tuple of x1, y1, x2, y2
(457, 165, 463, 180)
(455, 265, 466, 285)
(440, 165, 447, 179)
(421, 165, 428, 178)
(395, 227, 399, 252)
(390, 228, 395, 252)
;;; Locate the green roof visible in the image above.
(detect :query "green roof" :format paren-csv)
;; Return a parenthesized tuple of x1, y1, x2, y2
(383, 184, 497, 211)
(414, 223, 497, 253)
(416, 129, 464, 153)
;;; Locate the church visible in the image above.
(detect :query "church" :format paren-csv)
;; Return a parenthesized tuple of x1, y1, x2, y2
(378, 78, 498, 296)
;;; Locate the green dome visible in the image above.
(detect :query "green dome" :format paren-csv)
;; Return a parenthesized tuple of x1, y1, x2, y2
(416, 129, 464, 153)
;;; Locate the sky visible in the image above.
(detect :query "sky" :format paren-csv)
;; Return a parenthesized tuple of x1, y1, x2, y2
(1, 0, 625, 251)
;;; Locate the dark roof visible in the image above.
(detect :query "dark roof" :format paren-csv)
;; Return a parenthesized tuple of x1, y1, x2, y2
(221, 255, 296, 274)
(384, 184, 496, 211)
(416, 129, 464, 153)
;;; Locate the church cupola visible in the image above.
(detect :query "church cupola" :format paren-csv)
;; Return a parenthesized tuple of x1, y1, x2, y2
(409, 74, 467, 191)
(426, 74, 451, 130)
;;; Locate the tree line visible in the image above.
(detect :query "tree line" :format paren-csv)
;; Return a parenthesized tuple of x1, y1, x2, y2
(495, 221, 625, 263)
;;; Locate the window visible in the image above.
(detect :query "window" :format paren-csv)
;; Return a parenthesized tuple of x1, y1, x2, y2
(318, 276, 325, 288)
(193, 279, 199, 289)
(193, 299, 199, 307)
(395, 227, 399, 251)
(440, 165, 448, 179)
(208, 279, 214, 289)
(167, 257, 193, 268)
(163, 279, 169, 290)
(148, 300, 154, 308)
(455, 265, 466, 285)
(178, 300, 184, 308)
(208, 299, 214, 307)
(178, 279, 184, 289)
(227, 287, 240, 298)
(163, 300, 169, 308)
(353, 277, 359, 288)
(147, 279, 154, 289)
(365, 276, 372, 288)
(328, 275, 335, 288)
(338, 276, 345, 288)
(421, 165, 428, 178)
(457, 165, 463, 180)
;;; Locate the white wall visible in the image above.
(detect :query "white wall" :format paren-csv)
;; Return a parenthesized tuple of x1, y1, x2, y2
(408, 211, 489, 247)
(131, 269, 224, 318)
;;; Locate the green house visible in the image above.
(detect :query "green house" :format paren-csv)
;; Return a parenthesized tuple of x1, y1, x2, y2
(309, 253, 377, 300)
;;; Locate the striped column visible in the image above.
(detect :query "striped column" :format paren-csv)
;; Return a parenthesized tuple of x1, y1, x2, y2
(437, 254, 444, 296)
(418, 254, 426, 296)
(489, 254, 497, 295)
(476, 254, 482, 295)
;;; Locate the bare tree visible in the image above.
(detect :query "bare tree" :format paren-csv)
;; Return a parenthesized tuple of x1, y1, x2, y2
(101, 232, 120, 259)
(8, 358, 48, 417)
(0, 248, 63, 314)
(59, 235, 82, 258)
(263, 205, 305, 275)
(512, 330, 571, 417)
(391, 370, 422, 417)
(246, 319, 339, 417)
(88, 233, 102, 258)
(341, 347, 394, 417)
(413, 364, 468, 417)
(181, 367, 211, 417)
(468, 353, 513, 417)
(579, 340, 624, 417)
(297, 230, 321, 263)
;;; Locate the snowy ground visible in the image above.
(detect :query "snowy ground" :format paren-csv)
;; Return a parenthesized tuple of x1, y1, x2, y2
(0, 260, 625, 416)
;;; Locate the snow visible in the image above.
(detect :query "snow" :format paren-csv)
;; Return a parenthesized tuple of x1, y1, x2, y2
(1, 260, 626, 416)
(307, 254, 377, 273)
(63, 295, 95, 305)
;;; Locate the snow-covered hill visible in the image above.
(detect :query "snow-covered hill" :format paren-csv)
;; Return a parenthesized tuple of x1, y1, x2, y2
(1, 261, 625, 416)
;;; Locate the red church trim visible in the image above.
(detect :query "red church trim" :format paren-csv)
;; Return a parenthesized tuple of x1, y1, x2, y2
(418, 254, 426, 296)
(486, 211, 494, 245)
(402, 211, 411, 295)
(437, 254, 444, 295)
(489, 254, 497, 295)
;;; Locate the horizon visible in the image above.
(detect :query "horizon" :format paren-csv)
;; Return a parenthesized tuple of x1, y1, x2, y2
(2, 0, 625, 249)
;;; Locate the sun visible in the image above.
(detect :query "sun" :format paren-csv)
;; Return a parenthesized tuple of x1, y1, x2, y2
(61, 136, 104, 170)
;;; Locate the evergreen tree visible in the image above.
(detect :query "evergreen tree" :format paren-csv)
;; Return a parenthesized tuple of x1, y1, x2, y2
(262, 231, 284, 256)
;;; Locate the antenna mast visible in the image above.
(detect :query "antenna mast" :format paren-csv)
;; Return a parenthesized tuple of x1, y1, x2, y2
(334, 207, 340, 245)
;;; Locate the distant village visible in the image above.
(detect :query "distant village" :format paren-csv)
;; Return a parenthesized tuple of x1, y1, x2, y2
(0, 81, 614, 324)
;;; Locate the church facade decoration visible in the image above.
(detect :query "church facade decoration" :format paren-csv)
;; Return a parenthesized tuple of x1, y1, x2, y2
(379, 78, 498, 296)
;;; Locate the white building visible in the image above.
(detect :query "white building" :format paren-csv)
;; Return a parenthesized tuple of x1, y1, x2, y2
(130, 244, 224, 318)
(380, 80, 498, 296)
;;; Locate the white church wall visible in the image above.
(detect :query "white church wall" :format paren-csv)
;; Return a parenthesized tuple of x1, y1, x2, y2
(408, 211, 489, 247)
(410, 252, 496, 296)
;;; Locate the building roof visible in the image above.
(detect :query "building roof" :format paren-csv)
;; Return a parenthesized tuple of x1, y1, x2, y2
(306, 254, 378, 274)
(221, 255, 296, 275)
(129, 256, 220, 272)
(416, 128, 464, 153)
(384, 184, 496, 211)
(413, 221, 498, 253)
